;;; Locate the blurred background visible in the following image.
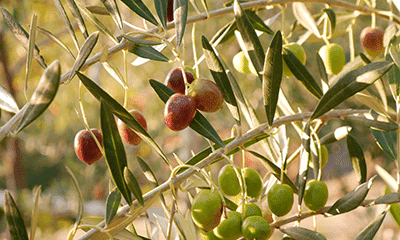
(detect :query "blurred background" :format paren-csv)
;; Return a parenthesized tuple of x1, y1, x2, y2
(0, 0, 398, 239)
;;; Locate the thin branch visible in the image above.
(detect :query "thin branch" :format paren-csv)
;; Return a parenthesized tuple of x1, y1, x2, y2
(76, 108, 372, 240)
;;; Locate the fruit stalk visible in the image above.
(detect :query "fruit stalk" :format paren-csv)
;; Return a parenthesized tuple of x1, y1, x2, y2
(76, 108, 379, 239)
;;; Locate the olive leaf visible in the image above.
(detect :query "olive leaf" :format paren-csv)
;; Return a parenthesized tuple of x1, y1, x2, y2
(174, 0, 188, 46)
(4, 190, 29, 240)
(119, 0, 158, 26)
(101, 0, 123, 30)
(201, 36, 240, 124)
(15, 60, 60, 134)
(355, 211, 387, 240)
(327, 175, 376, 216)
(0, 83, 19, 114)
(1, 8, 46, 69)
(154, 0, 168, 29)
(292, 2, 321, 38)
(347, 135, 367, 184)
(124, 167, 144, 207)
(233, 0, 264, 76)
(100, 99, 132, 206)
(128, 44, 169, 62)
(106, 188, 121, 226)
(64, 0, 89, 38)
(263, 30, 282, 126)
(53, 0, 80, 50)
(281, 226, 326, 240)
(320, 126, 351, 145)
(67, 31, 99, 83)
(371, 129, 397, 160)
(311, 61, 394, 120)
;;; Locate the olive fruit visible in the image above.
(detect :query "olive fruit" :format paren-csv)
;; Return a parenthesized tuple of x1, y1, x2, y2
(303, 180, 329, 212)
(167, 0, 174, 22)
(164, 68, 195, 94)
(218, 165, 241, 196)
(309, 145, 329, 169)
(213, 211, 243, 240)
(243, 168, 263, 199)
(267, 184, 294, 217)
(283, 43, 306, 78)
(241, 216, 271, 240)
(237, 203, 262, 219)
(360, 27, 385, 57)
(191, 189, 223, 232)
(117, 110, 147, 146)
(164, 93, 197, 131)
(232, 51, 257, 75)
(318, 43, 346, 75)
(200, 230, 220, 240)
(188, 78, 224, 113)
(74, 129, 103, 165)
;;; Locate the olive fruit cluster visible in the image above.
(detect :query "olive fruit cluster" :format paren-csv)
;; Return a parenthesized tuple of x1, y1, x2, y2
(164, 68, 224, 131)
(218, 165, 263, 199)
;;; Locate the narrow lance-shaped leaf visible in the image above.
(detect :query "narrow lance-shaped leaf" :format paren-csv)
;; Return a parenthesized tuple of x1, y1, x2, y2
(15, 60, 60, 133)
(247, 150, 298, 194)
(36, 27, 76, 60)
(263, 30, 282, 126)
(75, 1, 118, 44)
(154, 0, 167, 29)
(53, 0, 80, 50)
(120, 0, 159, 26)
(385, 187, 400, 229)
(370, 192, 400, 206)
(128, 44, 169, 62)
(106, 188, 121, 226)
(323, 8, 336, 33)
(327, 175, 376, 216)
(0, 8, 46, 69)
(137, 156, 167, 206)
(281, 227, 326, 240)
(316, 51, 328, 89)
(64, 0, 89, 38)
(100, 99, 132, 206)
(388, 46, 400, 98)
(246, 10, 274, 35)
(76, 72, 170, 166)
(4, 190, 29, 240)
(344, 111, 398, 132)
(233, 0, 264, 76)
(0, 83, 19, 113)
(24, 15, 38, 98)
(371, 129, 397, 160)
(283, 48, 323, 100)
(311, 61, 394, 120)
(30, 186, 42, 240)
(149, 79, 224, 148)
(67, 31, 100, 83)
(101, 0, 124, 30)
(298, 124, 311, 205)
(355, 211, 387, 240)
(292, 2, 321, 38)
(347, 135, 367, 184)
(201, 36, 240, 124)
(174, 0, 188, 46)
(124, 167, 145, 206)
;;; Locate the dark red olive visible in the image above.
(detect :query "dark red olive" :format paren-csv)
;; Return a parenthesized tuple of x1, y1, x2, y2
(74, 129, 103, 165)
(164, 68, 195, 94)
(167, 0, 174, 22)
(117, 110, 147, 146)
(164, 93, 197, 131)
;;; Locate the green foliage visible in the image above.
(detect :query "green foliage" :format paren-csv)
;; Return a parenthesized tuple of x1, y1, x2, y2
(1, 0, 400, 239)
